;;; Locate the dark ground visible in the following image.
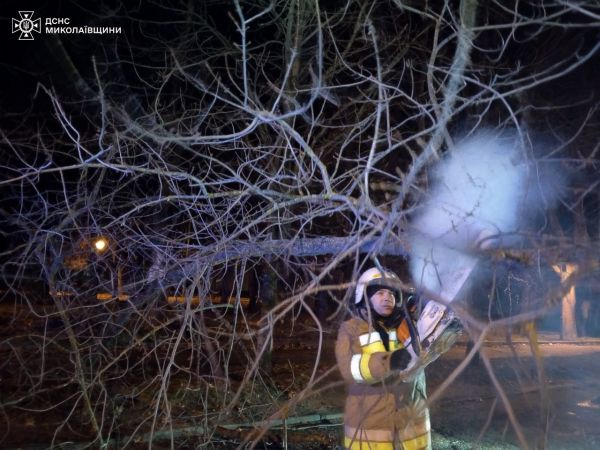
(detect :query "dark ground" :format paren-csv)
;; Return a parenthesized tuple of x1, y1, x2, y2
(428, 336, 600, 450)
(2, 297, 600, 449)
(268, 327, 600, 450)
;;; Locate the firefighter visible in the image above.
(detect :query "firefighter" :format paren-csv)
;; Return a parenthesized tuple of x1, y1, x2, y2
(335, 267, 430, 450)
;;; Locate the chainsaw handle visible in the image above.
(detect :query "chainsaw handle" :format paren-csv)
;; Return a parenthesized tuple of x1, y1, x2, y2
(402, 300, 421, 356)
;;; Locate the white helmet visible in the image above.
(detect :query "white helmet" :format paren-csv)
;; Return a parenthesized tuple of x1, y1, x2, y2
(354, 267, 401, 305)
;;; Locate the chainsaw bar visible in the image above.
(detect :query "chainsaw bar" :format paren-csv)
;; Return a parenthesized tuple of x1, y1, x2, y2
(415, 255, 477, 347)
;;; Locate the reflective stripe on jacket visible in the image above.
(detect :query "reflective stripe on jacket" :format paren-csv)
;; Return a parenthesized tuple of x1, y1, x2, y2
(335, 317, 431, 450)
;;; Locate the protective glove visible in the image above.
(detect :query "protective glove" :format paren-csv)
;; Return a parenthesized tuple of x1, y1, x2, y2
(391, 317, 462, 382)
(421, 317, 462, 364)
(389, 344, 418, 372)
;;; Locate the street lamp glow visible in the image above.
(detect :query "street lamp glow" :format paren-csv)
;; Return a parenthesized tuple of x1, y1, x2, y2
(93, 237, 109, 253)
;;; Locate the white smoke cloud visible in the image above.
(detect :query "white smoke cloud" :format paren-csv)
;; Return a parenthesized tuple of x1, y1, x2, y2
(409, 129, 560, 301)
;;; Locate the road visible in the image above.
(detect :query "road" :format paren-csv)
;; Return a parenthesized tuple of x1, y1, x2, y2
(428, 338, 600, 449)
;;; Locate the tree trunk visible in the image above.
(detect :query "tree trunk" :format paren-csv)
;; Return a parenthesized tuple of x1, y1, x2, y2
(256, 262, 278, 375)
(553, 263, 578, 341)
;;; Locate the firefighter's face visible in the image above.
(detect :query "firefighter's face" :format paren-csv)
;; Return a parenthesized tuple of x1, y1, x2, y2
(369, 289, 395, 316)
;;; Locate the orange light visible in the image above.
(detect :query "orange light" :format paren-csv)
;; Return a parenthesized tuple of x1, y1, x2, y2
(93, 237, 109, 253)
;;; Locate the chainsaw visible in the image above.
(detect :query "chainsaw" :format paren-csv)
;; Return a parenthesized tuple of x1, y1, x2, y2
(404, 229, 495, 368)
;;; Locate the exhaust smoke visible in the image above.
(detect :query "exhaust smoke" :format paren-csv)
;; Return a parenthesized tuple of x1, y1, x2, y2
(409, 129, 561, 302)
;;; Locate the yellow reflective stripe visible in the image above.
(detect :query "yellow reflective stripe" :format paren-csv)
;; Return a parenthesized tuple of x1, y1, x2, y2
(344, 433, 430, 450)
(344, 436, 394, 450)
(350, 353, 375, 383)
(401, 432, 431, 450)
(350, 354, 364, 382)
(359, 332, 386, 354)
(362, 341, 386, 354)
(388, 330, 399, 350)
(359, 332, 381, 346)
(359, 353, 374, 383)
